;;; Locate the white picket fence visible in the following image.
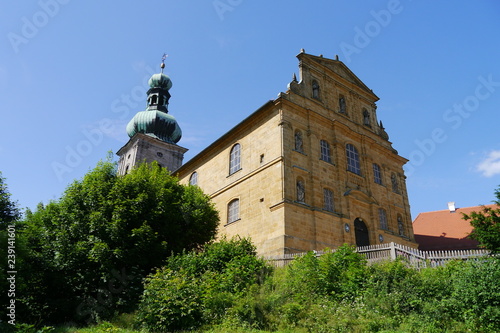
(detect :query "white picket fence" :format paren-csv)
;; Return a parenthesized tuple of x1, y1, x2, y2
(357, 242, 491, 268)
(266, 242, 491, 268)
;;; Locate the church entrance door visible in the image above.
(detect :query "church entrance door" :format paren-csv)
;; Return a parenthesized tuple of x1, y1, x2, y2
(354, 218, 369, 247)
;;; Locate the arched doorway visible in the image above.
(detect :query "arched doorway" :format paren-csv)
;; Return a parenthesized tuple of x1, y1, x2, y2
(354, 218, 369, 247)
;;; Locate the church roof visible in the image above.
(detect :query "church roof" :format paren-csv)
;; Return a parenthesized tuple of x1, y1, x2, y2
(413, 204, 497, 251)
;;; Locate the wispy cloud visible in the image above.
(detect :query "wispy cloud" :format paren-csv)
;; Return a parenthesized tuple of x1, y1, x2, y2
(477, 150, 500, 177)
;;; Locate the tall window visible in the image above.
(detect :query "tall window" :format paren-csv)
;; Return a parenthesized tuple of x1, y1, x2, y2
(379, 208, 388, 230)
(373, 163, 382, 185)
(189, 172, 198, 186)
(346, 144, 361, 175)
(323, 188, 334, 212)
(294, 130, 303, 153)
(296, 179, 305, 203)
(229, 144, 241, 174)
(228, 199, 240, 223)
(320, 140, 331, 163)
(391, 173, 400, 194)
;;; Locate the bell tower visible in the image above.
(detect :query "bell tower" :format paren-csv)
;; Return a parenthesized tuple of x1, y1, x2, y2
(117, 55, 188, 175)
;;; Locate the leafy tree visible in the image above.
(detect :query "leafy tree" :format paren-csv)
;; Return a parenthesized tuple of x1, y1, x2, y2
(18, 159, 219, 325)
(463, 186, 500, 253)
(0, 172, 20, 225)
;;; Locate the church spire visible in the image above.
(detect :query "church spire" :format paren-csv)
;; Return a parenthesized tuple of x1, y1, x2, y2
(125, 54, 182, 144)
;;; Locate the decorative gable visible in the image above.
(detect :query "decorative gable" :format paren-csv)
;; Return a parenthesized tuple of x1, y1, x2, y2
(297, 52, 379, 101)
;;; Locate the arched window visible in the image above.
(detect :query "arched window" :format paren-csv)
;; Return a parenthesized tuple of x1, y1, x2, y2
(150, 94, 158, 106)
(378, 208, 388, 230)
(296, 178, 305, 203)
(346, 144, 361, 175)
(363, 108, 371, 126)
(312, 80, 320, 99)
(228, 199, 240, 223)
(294, 130, 304, 153)
(391, 173, 400, 194)
(320, 140, 331, 163)
(189, 172, 198, 186)
(373, 163, 382, 185)
(398, 215, 405, 236)
(229, 144, 241, 175)
(323, 188, 334, 212)
(339, 95, 346, 113)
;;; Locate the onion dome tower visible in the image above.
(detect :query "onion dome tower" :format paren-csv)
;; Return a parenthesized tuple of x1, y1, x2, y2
(117, 55, 188, 175)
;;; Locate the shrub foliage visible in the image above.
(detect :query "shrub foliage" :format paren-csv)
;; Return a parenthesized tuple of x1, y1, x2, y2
(137, 244, 500, 332)
(137, 237, 269, 332)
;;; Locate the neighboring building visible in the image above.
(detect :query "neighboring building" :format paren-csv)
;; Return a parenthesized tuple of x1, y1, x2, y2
(171, 51, 417, 257)
(413, 202, 495, 251)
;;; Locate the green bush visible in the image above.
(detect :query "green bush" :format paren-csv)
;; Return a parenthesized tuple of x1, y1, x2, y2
(448, 258, 500, 331)
(284, 244, 367, 301)
(136, 268, 202, 332)
(136, 237, 270, 331)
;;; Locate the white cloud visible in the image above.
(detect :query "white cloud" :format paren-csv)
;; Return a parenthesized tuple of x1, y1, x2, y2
(477, 150, 500, 177)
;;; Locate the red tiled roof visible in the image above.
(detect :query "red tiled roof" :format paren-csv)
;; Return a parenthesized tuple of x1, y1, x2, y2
(412, 204, 497, 251)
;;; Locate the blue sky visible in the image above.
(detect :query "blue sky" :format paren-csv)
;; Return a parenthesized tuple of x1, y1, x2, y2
(1, 1, 500, 219)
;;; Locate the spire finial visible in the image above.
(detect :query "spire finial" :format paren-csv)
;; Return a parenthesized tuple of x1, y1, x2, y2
(160, 53, 168, 73)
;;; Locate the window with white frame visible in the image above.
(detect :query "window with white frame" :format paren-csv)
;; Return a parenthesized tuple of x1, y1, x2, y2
(320, 140, 332, 163)
(346, 144, 361, 175)
(189, 171, 198, 186)
(379, 208, 388, 230)
(229, 144, 241, 175)
(323, 188, 334, 212)
(227, 199, 240, 223)
(373, 163, 382, 185)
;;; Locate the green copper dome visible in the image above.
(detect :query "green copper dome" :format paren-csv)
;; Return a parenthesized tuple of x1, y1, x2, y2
(127, 110, 182, 144)
(148, 73, 173, 90)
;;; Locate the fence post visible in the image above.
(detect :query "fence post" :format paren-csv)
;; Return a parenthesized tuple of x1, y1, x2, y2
(389, 242, 397, 260)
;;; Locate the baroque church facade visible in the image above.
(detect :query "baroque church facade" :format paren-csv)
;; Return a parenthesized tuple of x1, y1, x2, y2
(118, 51, 417, 257)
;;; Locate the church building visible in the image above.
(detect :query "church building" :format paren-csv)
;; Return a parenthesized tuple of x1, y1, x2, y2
(118, 51, 417, 258)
